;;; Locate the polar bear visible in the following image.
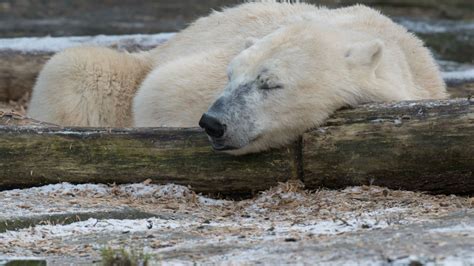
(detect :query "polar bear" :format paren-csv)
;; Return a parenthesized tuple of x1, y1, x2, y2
(28, 2, 447, 154)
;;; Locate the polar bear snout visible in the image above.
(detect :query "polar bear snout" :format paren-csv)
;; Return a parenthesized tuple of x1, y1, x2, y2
(199, 113, 226, 138)
(199, 111, 247, 152)
(199, 113, 240, 151)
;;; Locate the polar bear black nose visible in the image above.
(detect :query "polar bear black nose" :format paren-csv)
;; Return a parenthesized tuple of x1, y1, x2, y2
(199, 113, 226, 138)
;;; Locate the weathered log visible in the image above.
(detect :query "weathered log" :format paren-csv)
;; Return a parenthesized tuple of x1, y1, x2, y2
(0, 99, 473, 195)
(303, 98, 474, 195)
(1, 0, 472, 38)
(0, 112, 299, 196)
(0, 51, 50, 101)
(395, 19, 474, 64)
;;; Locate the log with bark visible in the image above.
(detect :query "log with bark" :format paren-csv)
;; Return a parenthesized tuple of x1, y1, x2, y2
(1, 0, 472, 39)
(303, 98, 474, 195)
(0, 111, 299, 197)
(0, 98, 472, 196)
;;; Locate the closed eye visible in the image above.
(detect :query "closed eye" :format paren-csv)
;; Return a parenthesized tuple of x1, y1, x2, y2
(260, 82, 283, 90)
(257, 73, 283, 90)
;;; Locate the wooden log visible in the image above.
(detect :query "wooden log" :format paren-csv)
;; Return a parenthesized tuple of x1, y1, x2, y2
(0, 112, 299, 196)
(0, 51, 51, 101)
(0, 98, 473, 195)
(0, 0, 241, 38)
(303, 98, 474, 195)
(1, 0, 472, 39)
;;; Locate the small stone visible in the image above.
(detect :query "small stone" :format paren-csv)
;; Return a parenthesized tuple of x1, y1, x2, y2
(146, 220, 153, 229)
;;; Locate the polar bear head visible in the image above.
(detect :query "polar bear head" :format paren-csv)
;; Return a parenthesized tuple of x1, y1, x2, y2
(199, 22, 384, 155)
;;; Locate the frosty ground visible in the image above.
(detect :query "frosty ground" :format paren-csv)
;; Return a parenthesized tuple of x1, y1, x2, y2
(0, 18, 472, 265)
(0, 181, 473, 265)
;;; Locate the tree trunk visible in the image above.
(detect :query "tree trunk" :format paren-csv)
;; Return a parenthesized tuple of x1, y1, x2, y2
(0, 98, 473, 196)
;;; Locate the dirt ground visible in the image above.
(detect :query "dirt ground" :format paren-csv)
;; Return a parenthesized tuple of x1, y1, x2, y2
(1, 4, 473, 264)
(1, 98, 473, 265)
(0, 181, 473, 265)
(0, 93, 28, 115)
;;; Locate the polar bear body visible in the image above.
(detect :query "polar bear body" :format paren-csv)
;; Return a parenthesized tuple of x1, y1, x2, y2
(28, 2, 446, 153)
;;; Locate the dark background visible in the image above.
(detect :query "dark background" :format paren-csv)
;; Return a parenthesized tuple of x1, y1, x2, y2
(0, 0, 473, 37)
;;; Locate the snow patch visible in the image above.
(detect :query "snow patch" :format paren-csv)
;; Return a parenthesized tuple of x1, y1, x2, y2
(3, 183, 110, 197)
(118, 183, 191, 199)
(442, 69, 474, 83)
(0, 217, 195, 243)
(439, 255, 474, 266)
(397, 19, 474, 34)
(0, 33, 174, 53)
(0, 182, 228, 220)
(1, 182, 225, 205)
(430, 223, 474, 234)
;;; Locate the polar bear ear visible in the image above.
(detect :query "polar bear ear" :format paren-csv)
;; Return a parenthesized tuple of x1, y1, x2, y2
(345, 39, 384, 70)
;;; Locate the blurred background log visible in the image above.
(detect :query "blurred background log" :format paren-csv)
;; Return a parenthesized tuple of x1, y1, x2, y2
(0, 0, 472, 38)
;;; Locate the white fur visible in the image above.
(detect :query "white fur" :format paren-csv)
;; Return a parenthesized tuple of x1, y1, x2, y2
(28, 2, 447, 153)
(28, 47, 152, 127)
